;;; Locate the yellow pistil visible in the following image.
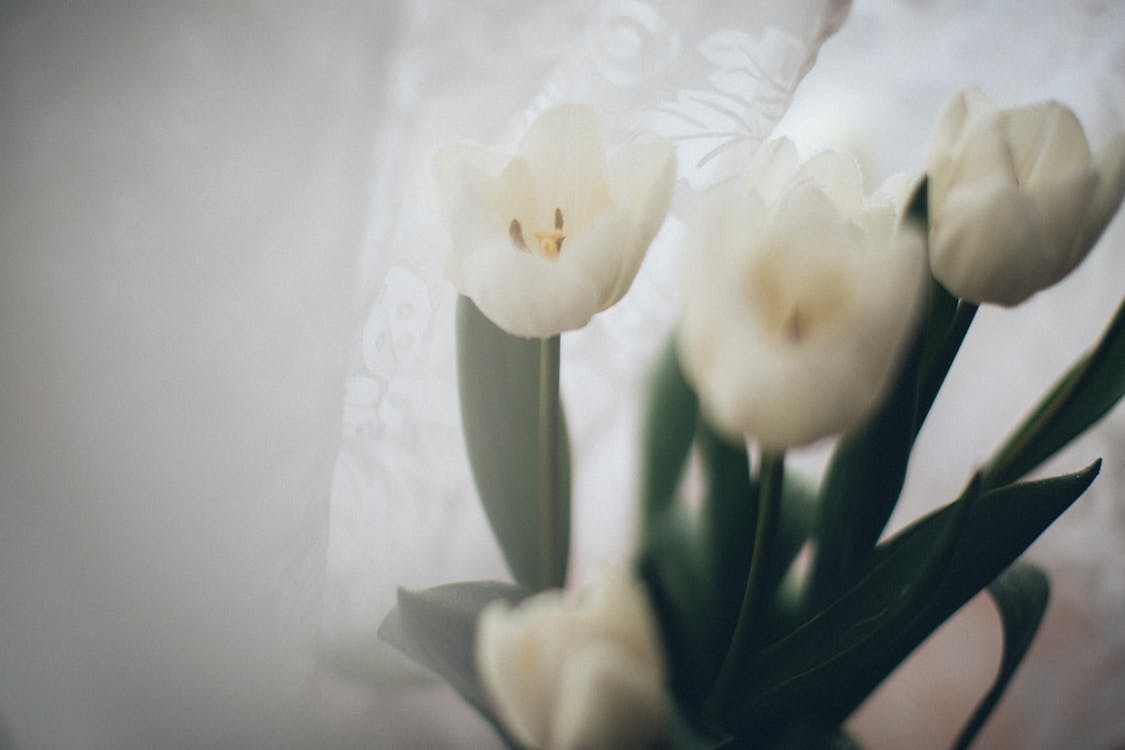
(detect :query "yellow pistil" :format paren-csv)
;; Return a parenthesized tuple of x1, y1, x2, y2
(533, 229, 565, 259)
(510, 208, 566, 260)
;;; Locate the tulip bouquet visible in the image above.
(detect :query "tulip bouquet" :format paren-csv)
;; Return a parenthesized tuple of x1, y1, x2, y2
(379, 92, 1125, 749)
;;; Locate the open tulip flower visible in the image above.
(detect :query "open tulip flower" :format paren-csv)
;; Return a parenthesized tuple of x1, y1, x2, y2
(926, 87, 1125, 306)
(434, 104, 675, 338)
(678, 138, 928, 448)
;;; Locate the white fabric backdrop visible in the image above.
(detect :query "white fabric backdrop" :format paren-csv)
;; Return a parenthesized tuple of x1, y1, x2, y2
(1, 1, 1122, 749)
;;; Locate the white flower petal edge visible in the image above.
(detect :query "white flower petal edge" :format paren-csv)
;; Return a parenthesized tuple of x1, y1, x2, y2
(678, 139, 928, 449)
(475, 570, 669, 750)
(435, 105, 675, 338)
(925, 87, 1125, 306)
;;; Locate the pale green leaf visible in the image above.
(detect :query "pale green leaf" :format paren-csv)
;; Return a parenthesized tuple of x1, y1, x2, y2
(457, 296, 570, 590)
(378, 580, 529, 746)
(985, 295, 1124, 488)
(952, 561, 1049, 750)
(724, 461, 1099, 735)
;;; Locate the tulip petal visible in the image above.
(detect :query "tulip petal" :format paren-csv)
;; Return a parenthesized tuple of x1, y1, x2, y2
(442, 165, 509, 278)
(499, 156, 541, 233)
(517, 104, 614, 231)
(855, 202, 898, 249)
(477, 595, 574, 749)
(459, 240, 601, 338)
(437, 105, 673, 337)
(475, 572, 669, 750)
(798, 148, 864, 216)
(925, 87, 996, 207)
(605, 141, 676, 303)
(924, 88, 1120, 306)
(1075, 133, 1125, 259)
(869, 172, 919, 213)
(931, 185, 1050, 305)
(475, 601, 546, 748)
(926, 87, 995, 169)
(1004, 101, 1092, 189)
(551, 644, 668, 750)
(554, 210, 634, 311)
(698, 231, 924, 449)
(1025, 168, 1098, 279)
(948, 109, 1019, 195)
(680, 171, 927, 448)
(746, 136, 801, 205)
(575, 570, 666, 672)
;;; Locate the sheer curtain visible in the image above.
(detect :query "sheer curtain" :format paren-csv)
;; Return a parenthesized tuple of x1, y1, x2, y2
(1, 2, 1122, 749)
(0, 2, 845, 749)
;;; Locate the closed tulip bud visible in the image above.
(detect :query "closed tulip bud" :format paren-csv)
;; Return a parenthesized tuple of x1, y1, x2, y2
(925, 87, 1125, 306)
(475, 570, 668, 749)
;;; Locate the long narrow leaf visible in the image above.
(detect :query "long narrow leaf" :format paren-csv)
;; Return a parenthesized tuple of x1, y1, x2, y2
(378, 580, 529, 744)
(639, 514, 714, 707)
(725, 461, 1099, 734)
(761, 472, 820, 624)
(724, 474, 980, 729)
(641, 337, 699, 528)
(812, 461, 1097, 726)
(698, 422, 756, 652)
(810, 310, 925, 604)
(985, 295, 1125, 487)
(457, 296, 570, 590)
(952, 561, 1050, 750)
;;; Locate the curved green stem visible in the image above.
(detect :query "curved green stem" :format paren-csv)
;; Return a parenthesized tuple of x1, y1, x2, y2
(915, 300, 978, 436)
(710, 448, 786, 713)
(538, 335, 563, 589)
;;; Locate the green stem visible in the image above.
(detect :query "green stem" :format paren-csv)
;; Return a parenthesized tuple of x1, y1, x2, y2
(915, 301, 978, 436)
(538, 335, 563, 590)
(710, 448, 785, 714)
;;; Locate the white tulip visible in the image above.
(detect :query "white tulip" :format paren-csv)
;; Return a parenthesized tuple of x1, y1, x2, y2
(435, 104, 676, 338)
(925, 87, 1125, 306)
(678, 138, 928, 449)
(475, 570, 668, 750)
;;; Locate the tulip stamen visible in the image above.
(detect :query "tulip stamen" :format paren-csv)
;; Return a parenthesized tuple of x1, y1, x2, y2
(532, 207, 566, 260)
(510, 209, 566, 260)
(509, 219, 530, 252)
(782, 306, 805, 343)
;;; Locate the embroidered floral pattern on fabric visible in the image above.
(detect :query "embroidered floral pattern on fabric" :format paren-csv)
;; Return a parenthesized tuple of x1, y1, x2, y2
(322, 0, 850, 681)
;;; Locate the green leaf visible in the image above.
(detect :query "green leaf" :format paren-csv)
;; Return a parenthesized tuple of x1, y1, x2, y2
(457, 296, 570, 590)
(641, 337, 699, 530)
(916, 298, 977, 434)
(809, 307, 925, 604)
(724, 461, 1099, 735)
(378, 580, 529, 745)
(984, 294, 1125, 488)
(952, 561, 1049, 750)
(698, 421, 756, 652)
(917, 280, 960, 390)
(639, 509, 715, 707)
(722, 473, 978, 729)
(761, 471, 820, 629)
(909, 173, 978, 435)
(903, 176, 970, 407)
(767, 724, 865, 750)
(656, 711, 736, 750)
